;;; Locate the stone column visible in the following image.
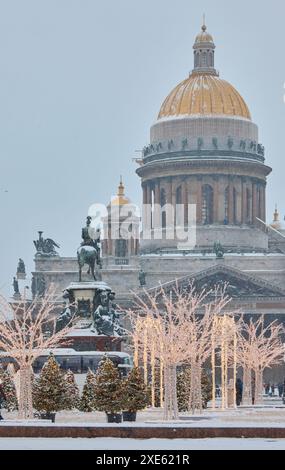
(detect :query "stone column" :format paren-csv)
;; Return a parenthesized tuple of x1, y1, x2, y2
(142, 183, 147, 205)
(252, 181, 257, 225)
(228, 177, 234, 225)
(143, 182, 152, 232)
(182, 180, 188, 226)
(196, 179, 203, 225)
(154, 179, 161, 230)
(217, 177, 226, 224)
(241, 178, 247, 225)
(248, 184, 253, 224)
(213, 176, 219, 224)
(165, 177, 173, 205)
(236, 178, 243, 224)
(261, 184, 266, 222)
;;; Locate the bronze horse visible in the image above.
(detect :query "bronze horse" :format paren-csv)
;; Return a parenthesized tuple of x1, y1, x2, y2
(77, 245, 98, 282)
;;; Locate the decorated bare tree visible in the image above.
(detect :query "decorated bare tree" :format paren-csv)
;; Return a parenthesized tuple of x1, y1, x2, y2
(238, 316, 284, 405)
(0, 289, 75, 419)
(127, 283, 231, 420)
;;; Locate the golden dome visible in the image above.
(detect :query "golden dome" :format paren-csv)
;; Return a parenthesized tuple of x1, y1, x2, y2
(158, 74, 251, 120)
(111, 177, 130, 206)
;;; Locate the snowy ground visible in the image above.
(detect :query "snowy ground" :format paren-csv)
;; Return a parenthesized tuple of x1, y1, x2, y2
(1, 400, 285, 450)
(0, 437, 284, 450)
(1, 400, 285, 428)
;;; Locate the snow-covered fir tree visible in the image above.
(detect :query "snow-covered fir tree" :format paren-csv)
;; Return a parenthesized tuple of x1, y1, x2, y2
(64, 370, 80, 410)
(94, 357, 123, 414)
(32, 354, 68, 413)
(122, 367, 150, 413)
(177, 367, 212, 411)
(0, 367, 18, 411)
(79, 369, 96, 412)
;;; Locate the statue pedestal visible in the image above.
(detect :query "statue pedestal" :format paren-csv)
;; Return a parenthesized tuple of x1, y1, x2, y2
(16, 273, 26, 280)
(58, 281, 124, 353)
(64, 328, 123, 352)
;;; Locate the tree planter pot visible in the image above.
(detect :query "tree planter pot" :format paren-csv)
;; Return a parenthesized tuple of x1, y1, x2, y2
(106, 412, 122, 423)
(122, 411, 137, 422)
(39, 412, 56, 423)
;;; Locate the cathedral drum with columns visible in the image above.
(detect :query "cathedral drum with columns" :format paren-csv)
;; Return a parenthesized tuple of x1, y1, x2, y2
(137, 22, 271, 253)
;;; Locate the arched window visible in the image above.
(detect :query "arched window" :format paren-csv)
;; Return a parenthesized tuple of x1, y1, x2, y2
(201, 51, 207, 67)
(176, 186, 182, 205)
(202, 185, 214, 225)
(224, 186, 229, 224)
(160, 188, 166, 229)
(115, 238, 127, 258)
(209, 52, 214, 66)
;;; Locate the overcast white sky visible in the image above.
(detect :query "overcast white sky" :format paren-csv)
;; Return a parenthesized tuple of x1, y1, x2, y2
(0, 0, 284, 296)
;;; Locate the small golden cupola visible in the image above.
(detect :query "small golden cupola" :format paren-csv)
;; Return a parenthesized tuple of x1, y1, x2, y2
(111, 177, 131, 206)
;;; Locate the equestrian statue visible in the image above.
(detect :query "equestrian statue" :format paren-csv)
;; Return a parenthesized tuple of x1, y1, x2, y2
(77, 216, 102, 282)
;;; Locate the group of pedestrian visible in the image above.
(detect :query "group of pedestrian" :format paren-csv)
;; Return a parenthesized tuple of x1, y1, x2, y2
(264, 382, 284, 397)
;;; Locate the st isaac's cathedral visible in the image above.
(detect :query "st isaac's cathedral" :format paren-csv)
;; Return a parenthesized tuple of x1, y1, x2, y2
(32, 22, 285, 322)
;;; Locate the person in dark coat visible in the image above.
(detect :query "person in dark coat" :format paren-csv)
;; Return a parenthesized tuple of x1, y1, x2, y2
(236, 378, 243, 406)
(278, 383, 283, 398)
(0, 381, 6, 420)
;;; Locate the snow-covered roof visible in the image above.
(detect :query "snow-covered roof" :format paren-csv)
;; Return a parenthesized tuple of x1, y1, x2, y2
(0, 348, 130, 358)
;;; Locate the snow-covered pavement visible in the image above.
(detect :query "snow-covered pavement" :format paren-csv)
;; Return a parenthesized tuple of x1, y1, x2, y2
(0, 437, 284, 450)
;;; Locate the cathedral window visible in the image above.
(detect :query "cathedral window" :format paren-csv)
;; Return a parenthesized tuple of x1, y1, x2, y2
(201, 52, 207, 67)
(202, 185, 213, 225)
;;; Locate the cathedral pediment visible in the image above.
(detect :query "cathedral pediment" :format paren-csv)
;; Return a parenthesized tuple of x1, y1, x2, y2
(156, 265, 285, 300)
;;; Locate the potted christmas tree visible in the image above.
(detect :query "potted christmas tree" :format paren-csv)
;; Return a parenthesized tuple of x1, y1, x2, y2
(94, 356, 123, 423)
(32, 353, 68, 422)
(64, 370, 80, 410)
(122, 367, 150, 421)
(79, 369, 96, 412)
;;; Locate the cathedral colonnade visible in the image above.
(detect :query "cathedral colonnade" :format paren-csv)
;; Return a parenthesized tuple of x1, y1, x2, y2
(141, 175, 266, 231)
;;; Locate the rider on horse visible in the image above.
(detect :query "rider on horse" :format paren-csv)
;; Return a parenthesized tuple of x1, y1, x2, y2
(77, 217, 102, 281)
